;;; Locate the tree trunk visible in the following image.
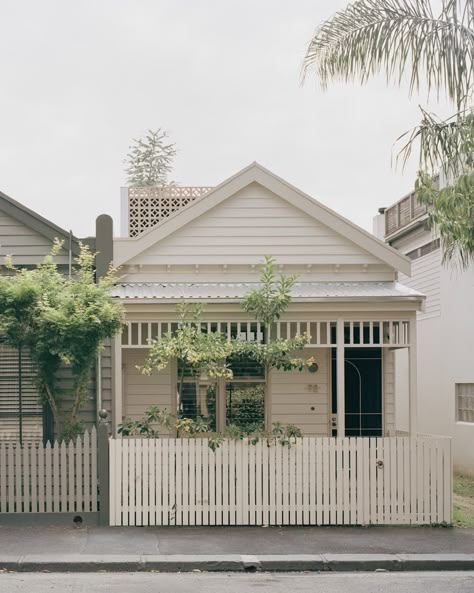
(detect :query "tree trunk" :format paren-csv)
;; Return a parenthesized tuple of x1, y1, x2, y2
(70, 370, 89, 429)
(263, 324, 272, 432)
(44, 385, 61, 439)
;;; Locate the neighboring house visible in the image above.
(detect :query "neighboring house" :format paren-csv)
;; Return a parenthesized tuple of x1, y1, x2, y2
(0, 190, 99, 443)
(374, 188, 474, 472)
(107, 163, 424, 439)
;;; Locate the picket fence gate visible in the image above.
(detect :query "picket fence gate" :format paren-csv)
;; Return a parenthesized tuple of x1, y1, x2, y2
(0, 428, 98, 514)
(109, 436, 452, 527)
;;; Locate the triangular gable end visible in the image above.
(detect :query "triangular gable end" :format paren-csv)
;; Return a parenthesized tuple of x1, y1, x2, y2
(0, 190, 81, 256)
(0, 190, 81, 265)
(114, 163, 411, 276)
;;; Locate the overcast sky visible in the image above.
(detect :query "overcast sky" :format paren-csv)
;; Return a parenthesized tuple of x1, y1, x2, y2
(0, 0, 453, 238)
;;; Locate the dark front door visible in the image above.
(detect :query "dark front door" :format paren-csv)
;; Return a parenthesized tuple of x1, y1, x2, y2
(331, 348, 383, 437)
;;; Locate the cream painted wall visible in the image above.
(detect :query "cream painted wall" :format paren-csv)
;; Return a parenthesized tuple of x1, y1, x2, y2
(122, 348, 174, 435)
(121, 183, 393, 281)
(383, 349, 396, 436)
(389, 227, 474, 471)
(270, 348, 329, 436)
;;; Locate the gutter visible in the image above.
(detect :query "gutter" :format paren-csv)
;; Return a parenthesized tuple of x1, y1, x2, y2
(113, 296, 425, 304)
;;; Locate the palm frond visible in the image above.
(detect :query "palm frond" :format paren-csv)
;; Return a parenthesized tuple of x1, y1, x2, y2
(302, 0, 474, 110)
(396, 108, 474, 175)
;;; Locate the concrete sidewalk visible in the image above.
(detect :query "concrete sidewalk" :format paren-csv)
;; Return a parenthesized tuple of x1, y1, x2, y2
(1, 526, 474, 572)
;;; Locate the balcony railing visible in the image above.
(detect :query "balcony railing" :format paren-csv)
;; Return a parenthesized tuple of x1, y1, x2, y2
(385, 190, 427, 237)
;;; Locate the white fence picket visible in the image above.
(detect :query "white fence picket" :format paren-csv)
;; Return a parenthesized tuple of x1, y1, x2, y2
(0, 430, 98, 516)
(106, 436, 452, 528)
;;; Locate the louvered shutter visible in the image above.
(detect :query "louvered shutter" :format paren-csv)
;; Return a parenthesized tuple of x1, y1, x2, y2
(0, 344, 43, 442)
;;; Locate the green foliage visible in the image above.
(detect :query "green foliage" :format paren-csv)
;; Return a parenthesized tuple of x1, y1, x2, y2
(242, 256, 296, 333)
(117, 406, 174, 438)
(416, 169, 474, 267)
(143, 303, 234, 403)
(0, 243, 124, 440)
(302, 0, 473, 110)
(117, 404, 302, 450)
(453, 471, 474, 527)
(302, 0, 474, 267)
(232, 335, 312, 374)
(226, 384, 265, 433)
(398, 109, 474, 177)
(240, 255, 313, 371)
(125, 128, 177, 187)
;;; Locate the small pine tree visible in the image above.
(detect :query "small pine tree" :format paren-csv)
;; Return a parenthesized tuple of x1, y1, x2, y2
(125, 128, 177, 187)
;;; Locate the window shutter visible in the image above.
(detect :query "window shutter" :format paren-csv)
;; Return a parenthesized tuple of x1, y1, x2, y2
(0, 344, 43, 442)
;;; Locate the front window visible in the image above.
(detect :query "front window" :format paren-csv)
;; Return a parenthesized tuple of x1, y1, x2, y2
(225, 354, 265, 432)
(177, 354, 265, 433)
(456, 383, 474, 423)
(177, 362, 218, 431)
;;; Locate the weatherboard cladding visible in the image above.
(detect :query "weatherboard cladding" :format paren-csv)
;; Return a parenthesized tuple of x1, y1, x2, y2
(112, 281, 423, 300)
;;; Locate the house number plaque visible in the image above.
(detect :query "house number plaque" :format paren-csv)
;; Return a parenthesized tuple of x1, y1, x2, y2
(306, 384, 320, 393)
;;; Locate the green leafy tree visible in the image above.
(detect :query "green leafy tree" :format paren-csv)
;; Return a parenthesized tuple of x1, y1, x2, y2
(302, 0, 474, 267)
(125, 128, 177, 187)
(238, 256, 312, 430)
(0, 242, 124, 440)
(142, 303, 234, 416)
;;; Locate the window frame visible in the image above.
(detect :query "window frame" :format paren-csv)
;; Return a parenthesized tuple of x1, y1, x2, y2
(177, 356, 266, 432)
(455, 383, 474, 424)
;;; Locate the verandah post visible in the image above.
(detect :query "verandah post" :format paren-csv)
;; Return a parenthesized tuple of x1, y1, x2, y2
(408, 317, 418, 436)
(112, 335, 123, 435)
(336, 318, 345, 437)
(97, 410, 110, 526)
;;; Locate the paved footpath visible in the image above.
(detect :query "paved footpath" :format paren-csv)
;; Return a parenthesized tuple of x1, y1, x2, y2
(0, 525, 474, 572)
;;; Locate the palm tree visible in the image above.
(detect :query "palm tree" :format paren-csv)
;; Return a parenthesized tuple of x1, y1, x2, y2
(303, 0, 474, 267)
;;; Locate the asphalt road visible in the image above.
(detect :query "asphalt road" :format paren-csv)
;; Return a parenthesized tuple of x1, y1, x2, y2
(1, 572, 474, 593)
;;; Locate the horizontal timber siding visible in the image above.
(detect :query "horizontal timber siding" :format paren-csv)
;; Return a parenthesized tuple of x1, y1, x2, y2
(399, 249, 441, 319)
(99, 340, 113, 421)
(270, 348, 329, 436)
(0, 209, 70, 265)
(383, 350, 395, 436)
(123, 349, 173, 435)
(128, 184, 386, 267)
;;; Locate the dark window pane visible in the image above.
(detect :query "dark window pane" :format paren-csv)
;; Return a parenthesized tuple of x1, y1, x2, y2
(178, 382, 217, 431)
(361, 414, 383, 430)
(345, 414, 360, 430)
(228, 354, 264, 379)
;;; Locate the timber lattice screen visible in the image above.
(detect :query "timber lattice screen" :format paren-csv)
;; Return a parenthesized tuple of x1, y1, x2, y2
(128, 186, 213, 237)
(110, 436, 452, 527)
(0, 428, 98, 513)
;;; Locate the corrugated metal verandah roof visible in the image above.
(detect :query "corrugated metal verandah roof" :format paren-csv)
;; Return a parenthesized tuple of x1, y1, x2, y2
(112, 281, 423, 301)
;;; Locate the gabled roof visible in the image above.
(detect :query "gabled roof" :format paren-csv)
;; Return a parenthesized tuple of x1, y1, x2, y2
(0, 189, 81, 256)
(114, 163, 411, 276)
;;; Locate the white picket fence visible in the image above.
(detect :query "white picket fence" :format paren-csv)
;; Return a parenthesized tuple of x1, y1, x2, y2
(109, 436, 452, 527)
(0, 428, 98, 514)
